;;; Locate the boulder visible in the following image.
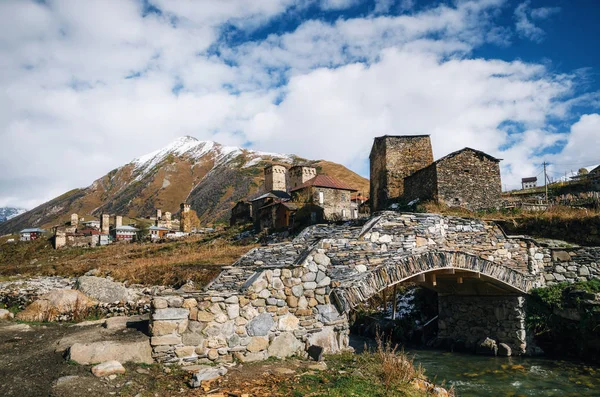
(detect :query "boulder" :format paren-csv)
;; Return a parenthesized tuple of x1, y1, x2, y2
(75, 276, 136, 303)
(68, 340, 153, 364)
(190, 367, 228, 388)
(307, 326, 339, 354)
(246, 313, 274, 336)
(16, 290, 94, 322)
(91, 360, 126, 377)
(268, 332, 302, 358)
(0, 309, 14, 320)
(476, 337, 498, 356)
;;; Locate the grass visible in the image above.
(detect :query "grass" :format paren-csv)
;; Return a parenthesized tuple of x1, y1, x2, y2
(276, 333, 434, 397)
(0, 231, 257, 287)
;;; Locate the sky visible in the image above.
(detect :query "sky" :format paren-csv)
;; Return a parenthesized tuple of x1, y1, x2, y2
(1, 0, 600, 209)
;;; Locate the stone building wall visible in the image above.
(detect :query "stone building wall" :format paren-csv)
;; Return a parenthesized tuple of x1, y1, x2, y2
(438, 295, 526, 354)
(435, 150, 502, 210)
(307, 187, 354, 221)
(369, 136, 434, 212)
(289, 166, 317, 190)
(403, 164, 438, 204)
(264, 165, 287, 192)
(230, 201, 252, 226)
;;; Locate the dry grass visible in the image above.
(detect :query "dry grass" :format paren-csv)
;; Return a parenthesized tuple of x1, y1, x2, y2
(0, 235, 256, 287)
(361, 331, 425, 391)
(420, 200, 600, 221)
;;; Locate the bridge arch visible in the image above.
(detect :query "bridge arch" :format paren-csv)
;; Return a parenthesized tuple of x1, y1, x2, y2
(330, 251, 537, 313)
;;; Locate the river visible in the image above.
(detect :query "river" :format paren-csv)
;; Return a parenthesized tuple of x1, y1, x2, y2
(408, 349, 599, 396)
(350, 336, 599, 396)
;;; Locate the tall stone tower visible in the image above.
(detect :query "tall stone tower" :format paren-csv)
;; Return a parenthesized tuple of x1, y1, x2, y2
(101, 213, 110, 235)
(115, 215, 123, 228)
(70, 213, 79, 227)
(264, 164, 287, 192)
(156, 209, 162, 220)
(369, 135, 434, 212)
(289, 165, 317, 190)
(180, 203, 192, 233)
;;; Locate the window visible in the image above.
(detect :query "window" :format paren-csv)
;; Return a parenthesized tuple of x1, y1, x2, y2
(353, 209, 358, 219)
(342, 209, 346, 218)
(319, 191, 324, 204)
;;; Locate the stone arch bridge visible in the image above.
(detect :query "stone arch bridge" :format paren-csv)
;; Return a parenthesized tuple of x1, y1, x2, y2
(150, 212, 600, 364)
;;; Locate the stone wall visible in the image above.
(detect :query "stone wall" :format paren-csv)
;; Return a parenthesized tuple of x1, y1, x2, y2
(308, 187, 354, 221)
(438, 295, 527, 354)
(264, 164, 287, 192)
(369, 136, 434, 212)
(436, 150, 502, 210)
(403, 163, 438, 204)
(542, 247, 600, 284)
(150, 251, 350, 364)
(230, 201, 252, 226)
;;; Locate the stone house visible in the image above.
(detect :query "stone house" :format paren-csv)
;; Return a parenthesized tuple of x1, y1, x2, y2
(81, 220, 100, 229)
(521, 177, 537, 190)
(259, 201, 299, 230)
(370, 135, 434, 212)
(290, 175, 357, 221)
(230, 201, 253, 226)
(403, 148, 502, 211)
(250, 191, 291, 231)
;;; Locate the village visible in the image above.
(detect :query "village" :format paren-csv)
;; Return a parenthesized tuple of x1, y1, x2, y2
(15, 134, 600, 248)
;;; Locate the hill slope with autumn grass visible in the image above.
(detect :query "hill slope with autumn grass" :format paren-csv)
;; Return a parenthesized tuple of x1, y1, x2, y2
(0, 137, 369, 233)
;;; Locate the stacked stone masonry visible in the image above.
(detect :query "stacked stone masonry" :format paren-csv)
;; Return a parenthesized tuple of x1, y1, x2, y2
(150, 212, 600, 363)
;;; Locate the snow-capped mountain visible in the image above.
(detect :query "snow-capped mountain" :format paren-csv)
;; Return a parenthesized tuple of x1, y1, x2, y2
(0, 207, 27, 223)
(0, 137, 368, 233)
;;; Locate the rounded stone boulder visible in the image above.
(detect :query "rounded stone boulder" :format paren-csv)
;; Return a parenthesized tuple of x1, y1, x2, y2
(75, 276, 137, 303)
(16, 289, 94, 322)
(246, 313, 274, 336)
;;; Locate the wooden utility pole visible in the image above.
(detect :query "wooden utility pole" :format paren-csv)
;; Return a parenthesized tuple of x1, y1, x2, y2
(543, 161, 549, 203)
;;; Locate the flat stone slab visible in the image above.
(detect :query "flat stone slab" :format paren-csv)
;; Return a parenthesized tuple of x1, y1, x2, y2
(68, 340, 153, 365)
(153, 308, 189, 320)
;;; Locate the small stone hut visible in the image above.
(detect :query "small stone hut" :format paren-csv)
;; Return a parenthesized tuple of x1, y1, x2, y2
(403, 148, 502, 211)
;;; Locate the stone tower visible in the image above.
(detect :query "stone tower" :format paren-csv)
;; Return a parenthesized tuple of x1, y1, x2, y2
(115, 215, 123, 228)
(70, 213, 79, 227)
(370, 135, 434, 212)
(289, 165, 317, 190)
(156, 209, 162, 220)
(264, 164, 287, 192)
(101, 213, 110, 235)
(180, 203, 192, 233)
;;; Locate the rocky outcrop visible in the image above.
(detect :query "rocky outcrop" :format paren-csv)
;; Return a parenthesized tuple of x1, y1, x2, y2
(15, 290, 94, 322)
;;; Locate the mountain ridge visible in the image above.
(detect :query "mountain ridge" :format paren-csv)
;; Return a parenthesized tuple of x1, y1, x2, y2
(0, 137, 369, 234)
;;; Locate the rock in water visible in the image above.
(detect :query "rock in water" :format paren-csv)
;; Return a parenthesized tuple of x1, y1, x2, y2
(91, 361, 126, 377)
(476, 337, 498, 356)
(15, 289, 93, 322)
(75, 276, 137, 303)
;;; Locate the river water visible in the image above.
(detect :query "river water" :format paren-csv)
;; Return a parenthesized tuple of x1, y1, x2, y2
(407, 348, 600, 397)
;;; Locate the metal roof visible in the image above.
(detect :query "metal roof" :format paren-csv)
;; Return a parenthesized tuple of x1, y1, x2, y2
(149, 225, 170, 230)
(20, 228, 46, 233)
(250, 190, 291, 201)
(290, 175, 357, 192)
(115, 225, 139, 231)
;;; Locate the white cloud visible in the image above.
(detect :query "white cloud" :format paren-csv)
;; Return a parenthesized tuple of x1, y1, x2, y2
(320, 0, 359, 11)
(514, 0, 559, 43)
(0, 0, 595, 208)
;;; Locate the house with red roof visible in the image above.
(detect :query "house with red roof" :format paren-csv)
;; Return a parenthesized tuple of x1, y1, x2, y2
(290, 174, 358, 221)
